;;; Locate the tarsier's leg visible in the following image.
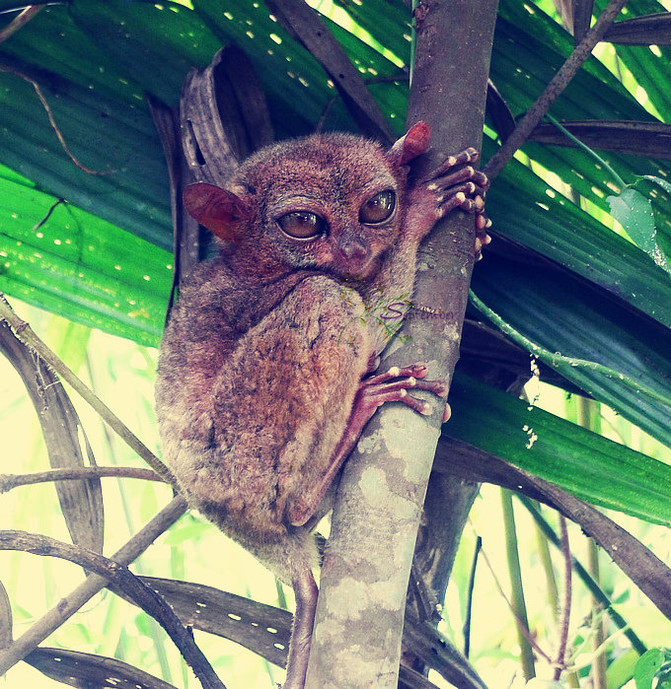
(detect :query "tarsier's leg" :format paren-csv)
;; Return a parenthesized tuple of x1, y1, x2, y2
(287, 363, 447, 527)
(283, 569, 319, 689)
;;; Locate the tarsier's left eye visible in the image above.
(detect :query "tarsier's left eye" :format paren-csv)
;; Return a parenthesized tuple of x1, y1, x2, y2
(359, 190, 396, 224)
(277, 211, 327, 239)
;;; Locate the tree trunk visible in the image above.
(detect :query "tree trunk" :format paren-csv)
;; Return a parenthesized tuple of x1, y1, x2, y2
(304, 0, 498, 686)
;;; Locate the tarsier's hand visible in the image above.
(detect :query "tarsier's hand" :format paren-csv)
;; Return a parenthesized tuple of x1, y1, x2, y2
(406, 147, 492, 260)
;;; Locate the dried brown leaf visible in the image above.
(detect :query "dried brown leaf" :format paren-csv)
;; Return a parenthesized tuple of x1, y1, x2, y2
(25, 647, 177, 689)
(0, 321, 104, 558)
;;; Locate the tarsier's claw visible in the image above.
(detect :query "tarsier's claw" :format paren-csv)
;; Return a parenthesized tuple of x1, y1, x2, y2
(443, 403, 452, 423)
(474, 214, 493, 261)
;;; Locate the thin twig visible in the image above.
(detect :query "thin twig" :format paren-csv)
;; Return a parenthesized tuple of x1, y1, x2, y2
(0, 5, 43, 44)
(0, 529, 225, 689)
(0, 466, 165, 493)
(518, 496, 647, 655)
(0, 64, 113, 175)
(554, 516, 572, 681)
(0, 496, 188, 673)
(484, 0, 629, 180)
(462, 535, 481, 659)
(0, 294, 177, 487)
(475, 525, 553, 664)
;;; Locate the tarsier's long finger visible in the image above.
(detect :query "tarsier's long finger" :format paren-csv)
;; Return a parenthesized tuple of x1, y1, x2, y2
(476, 214, 492, 233)
(427, 165, 478, 191)
(438, 183, 488, 207)
(359, 383, 438, 417)
(398, 377, 451, 416)
(458, 195, 486, 213)
(471, 170, 489, 189)
(362, 372, 448, 398)
(425, 147, 480, 180)
(398, 392, 435, 416)
(362, 363, 429, 386)
(359, 363, 448, 417)
(436, 192, 468, 218)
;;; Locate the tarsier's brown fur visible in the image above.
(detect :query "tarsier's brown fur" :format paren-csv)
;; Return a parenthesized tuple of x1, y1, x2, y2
(155, 122, 488, 688)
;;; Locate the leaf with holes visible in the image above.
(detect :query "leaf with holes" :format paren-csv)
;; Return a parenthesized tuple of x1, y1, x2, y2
(25, 648, 177, 689)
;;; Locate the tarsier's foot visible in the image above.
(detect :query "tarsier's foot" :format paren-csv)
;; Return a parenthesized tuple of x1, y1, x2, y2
(424, 148, 492, 260)
(357, 363, 449, 420)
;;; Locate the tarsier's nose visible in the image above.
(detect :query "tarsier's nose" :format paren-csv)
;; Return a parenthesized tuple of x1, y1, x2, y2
(339, 237, 368, 262)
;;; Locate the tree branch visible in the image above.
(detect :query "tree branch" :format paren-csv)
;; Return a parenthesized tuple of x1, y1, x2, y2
(0, 496, 187, 674)
(0, 530, 225, 689)
(304, 0, 497, 685)
(0, 466, 165, 493)
(484, 0, 629, 180)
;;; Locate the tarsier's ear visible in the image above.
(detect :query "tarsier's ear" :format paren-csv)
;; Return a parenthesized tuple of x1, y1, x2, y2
(386, 120, 431, 167)
(183, 183, 250, 241)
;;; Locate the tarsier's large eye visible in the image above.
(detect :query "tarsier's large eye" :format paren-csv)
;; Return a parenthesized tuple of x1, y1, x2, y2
(359, 190, 396, 224)
(277, 211, 327, 239)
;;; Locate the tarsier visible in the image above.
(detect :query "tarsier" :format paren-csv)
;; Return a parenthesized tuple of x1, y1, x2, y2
(155, 121, 489, 688)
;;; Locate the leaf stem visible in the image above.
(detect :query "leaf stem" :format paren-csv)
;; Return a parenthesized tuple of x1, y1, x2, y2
(547, 114, 626, 188)
(501, 489, 536, 680)
(0, 5, 43, 44)
(553, 516, 572, 681)
(468, 290, 671, 407)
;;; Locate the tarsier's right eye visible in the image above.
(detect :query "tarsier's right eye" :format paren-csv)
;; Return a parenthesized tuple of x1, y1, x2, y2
(277, 211, 327, 239)
(359, 190, 396, 224)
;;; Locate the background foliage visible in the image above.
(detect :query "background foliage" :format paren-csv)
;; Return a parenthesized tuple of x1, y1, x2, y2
(1, 0, 670, 687)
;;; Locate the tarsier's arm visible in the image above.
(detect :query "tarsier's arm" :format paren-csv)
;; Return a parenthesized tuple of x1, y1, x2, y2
(358, 122, 490, 354)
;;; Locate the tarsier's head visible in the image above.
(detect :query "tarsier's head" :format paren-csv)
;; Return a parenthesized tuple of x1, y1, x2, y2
(183, 122, 431, 282)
